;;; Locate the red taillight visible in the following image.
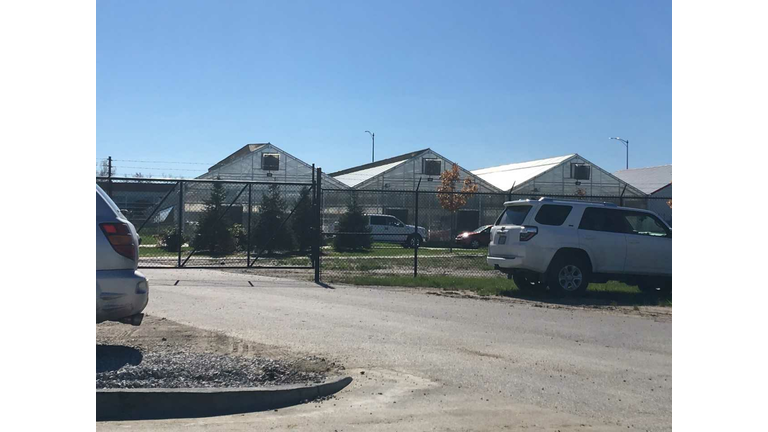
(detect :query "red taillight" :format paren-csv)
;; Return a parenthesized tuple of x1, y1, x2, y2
(100, 223, 136, 261)
(519, 226, 538, 242)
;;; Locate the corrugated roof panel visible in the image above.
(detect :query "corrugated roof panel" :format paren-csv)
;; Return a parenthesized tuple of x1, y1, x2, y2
(334, 160, 408, 187)
(471, 154, 574, 191)
(613, 165, 672, 194)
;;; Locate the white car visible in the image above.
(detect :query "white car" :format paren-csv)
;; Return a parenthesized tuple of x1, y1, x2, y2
(366, 214, 428, 247)
(96, 185, 149, 325)
(333, 214, 428, 247)
(487, 198, 671, 295)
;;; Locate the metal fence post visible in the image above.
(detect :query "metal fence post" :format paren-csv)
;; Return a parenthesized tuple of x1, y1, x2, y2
(247, 183, 252, 267)
(177, 180, 184, 268)
(620, 184, 627, 207)
(314, 168, 322, 284)
(107, 156, 113, 198)
(414, 177, 422, 278)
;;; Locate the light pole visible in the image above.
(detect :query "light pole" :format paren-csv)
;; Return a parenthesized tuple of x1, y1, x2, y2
(610, 137, 629, 170)
(365, 130, 375, 163)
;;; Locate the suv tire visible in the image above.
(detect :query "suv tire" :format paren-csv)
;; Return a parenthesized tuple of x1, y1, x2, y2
(547, 255, 590, 296)
(405, 234, 422, 249)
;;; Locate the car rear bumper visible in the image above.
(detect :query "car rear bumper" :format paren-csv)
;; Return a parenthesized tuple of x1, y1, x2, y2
(487, 255, 524, 269)
(96, 269, 149, 324)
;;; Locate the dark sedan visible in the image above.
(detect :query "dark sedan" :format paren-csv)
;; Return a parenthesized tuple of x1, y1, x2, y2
(454, 225, 492, 248)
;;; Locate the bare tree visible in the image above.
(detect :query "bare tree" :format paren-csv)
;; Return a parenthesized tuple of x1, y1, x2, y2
(97, 158, 112, 177)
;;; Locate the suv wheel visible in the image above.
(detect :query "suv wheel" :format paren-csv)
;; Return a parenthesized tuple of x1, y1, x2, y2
(405, 234, 422, 248)
(513, 273, 542, 291)
(547, 256, 590, 296)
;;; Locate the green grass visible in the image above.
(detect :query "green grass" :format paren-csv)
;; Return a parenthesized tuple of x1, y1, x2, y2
(324, 275, 671, 307)
(323, 242, 486, 258)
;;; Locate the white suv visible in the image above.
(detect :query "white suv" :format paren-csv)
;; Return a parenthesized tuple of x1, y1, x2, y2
(487, 198, 672, 295)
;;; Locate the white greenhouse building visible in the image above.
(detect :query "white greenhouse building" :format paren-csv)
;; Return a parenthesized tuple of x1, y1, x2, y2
(472, 154, 647, 205)
(198, 142, 348, 188)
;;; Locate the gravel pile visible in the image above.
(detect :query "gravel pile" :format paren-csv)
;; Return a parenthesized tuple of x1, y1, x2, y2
(97, 349, 327, 389)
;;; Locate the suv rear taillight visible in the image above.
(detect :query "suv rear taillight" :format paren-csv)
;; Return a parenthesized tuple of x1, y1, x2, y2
(100, 223, 136, 261)
(519, 226, 538, 242)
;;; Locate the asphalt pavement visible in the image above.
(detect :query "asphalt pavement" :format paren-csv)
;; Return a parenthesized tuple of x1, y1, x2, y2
(97, 269, 671, 432)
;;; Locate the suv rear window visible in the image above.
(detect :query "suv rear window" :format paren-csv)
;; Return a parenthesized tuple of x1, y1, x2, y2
(495, 205, 532, 226)
(534, 205, 572, 226)
(96, 185, 123, 218)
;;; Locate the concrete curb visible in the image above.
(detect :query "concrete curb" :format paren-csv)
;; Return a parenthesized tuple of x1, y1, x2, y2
(97, 376, 353, 421)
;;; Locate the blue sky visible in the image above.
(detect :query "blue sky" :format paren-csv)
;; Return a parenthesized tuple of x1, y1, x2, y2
(97, 0, 671, 177)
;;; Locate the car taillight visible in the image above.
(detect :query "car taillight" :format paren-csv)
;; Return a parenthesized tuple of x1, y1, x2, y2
(519, 226, 538, 242)
(100, 222, 136, 261)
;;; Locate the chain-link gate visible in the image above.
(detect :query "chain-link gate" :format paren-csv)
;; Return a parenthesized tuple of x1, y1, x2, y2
(98, 172, 322, 278)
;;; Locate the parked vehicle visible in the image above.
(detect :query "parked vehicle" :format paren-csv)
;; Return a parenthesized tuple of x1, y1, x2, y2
(455, 225, 492, 249)
(487, 198, 671, 295)
(333, 214, 428, 247)
(96, 185, 149, 325)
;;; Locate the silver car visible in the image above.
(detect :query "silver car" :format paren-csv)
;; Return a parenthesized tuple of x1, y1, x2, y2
(96, 185, 149, 325)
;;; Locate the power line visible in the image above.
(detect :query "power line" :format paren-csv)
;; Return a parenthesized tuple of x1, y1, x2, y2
(112, 159, 213, 165)
(95, 157, 213, 165)
(115, 165, 206, 172)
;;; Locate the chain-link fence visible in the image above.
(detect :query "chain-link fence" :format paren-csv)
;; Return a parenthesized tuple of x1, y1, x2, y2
(98, 174, 671, 285)
(318, 186, 672, 284)
(98, 177, 318, 273)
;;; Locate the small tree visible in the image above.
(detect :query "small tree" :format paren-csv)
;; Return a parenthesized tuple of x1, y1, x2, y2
(291, 187, 314, 253)
(436, 164, 478, 251)
(97, 158, 112, 177)
(254, 184, 295, 254)
(159, 227, 187, 252)
(333, 197, 371, 252)
(192, 180, 237, 255)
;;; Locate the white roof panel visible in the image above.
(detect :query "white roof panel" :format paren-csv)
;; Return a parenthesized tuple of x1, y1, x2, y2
(334, 160, 408, 187)
(613, 165, 672, 194)
(471, 154, 574, 191)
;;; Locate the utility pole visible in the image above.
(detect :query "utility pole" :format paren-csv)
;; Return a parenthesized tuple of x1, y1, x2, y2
(610, 137, 629, 170)
(365, 131, 375, 163)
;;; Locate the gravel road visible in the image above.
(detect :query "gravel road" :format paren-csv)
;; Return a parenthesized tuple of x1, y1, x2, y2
(98, 269, 671, 432)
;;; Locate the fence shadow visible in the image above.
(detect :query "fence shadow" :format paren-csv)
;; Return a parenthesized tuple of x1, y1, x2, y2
(497, 288, 672, 307)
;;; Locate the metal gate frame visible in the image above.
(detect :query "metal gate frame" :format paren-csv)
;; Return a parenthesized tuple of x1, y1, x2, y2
(99, 173, 322, 274)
